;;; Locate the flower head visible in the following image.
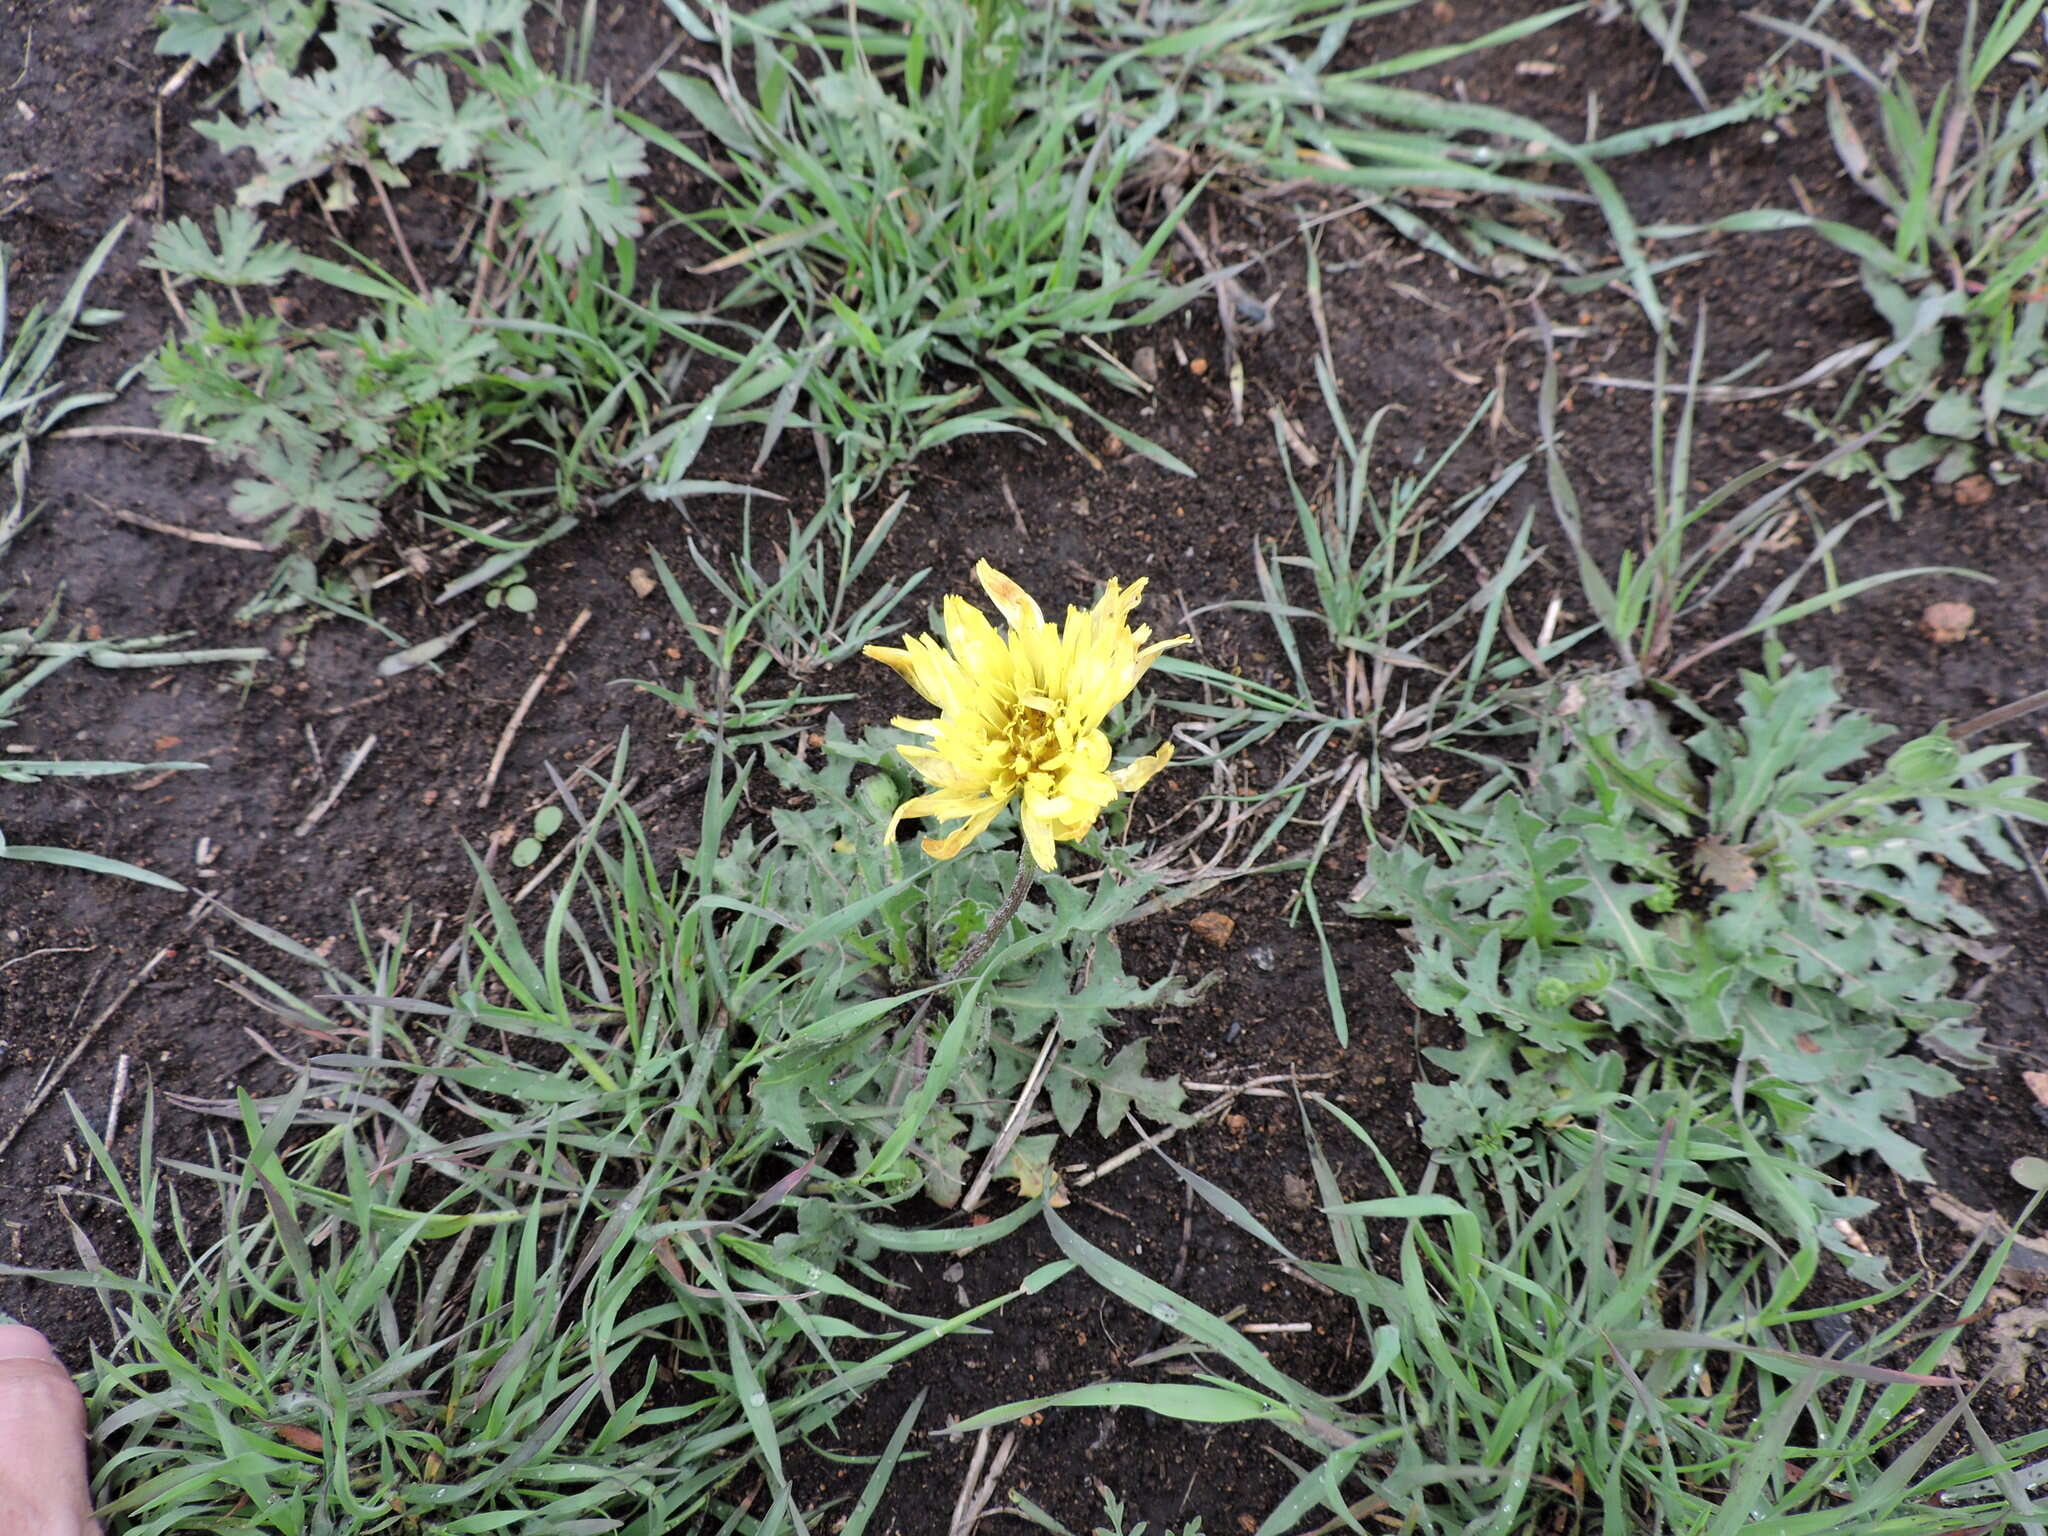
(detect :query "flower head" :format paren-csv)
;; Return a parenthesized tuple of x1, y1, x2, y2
(865, 561, 1189, 870)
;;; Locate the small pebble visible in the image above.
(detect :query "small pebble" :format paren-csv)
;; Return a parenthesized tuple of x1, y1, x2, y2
(1953, 474, 1994, 507)
(1919, 601, 1974, 644)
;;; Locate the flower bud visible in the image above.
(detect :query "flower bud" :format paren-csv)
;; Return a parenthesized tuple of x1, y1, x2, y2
(857, 773, 902, 822)
(1884, 731, 1960, 789)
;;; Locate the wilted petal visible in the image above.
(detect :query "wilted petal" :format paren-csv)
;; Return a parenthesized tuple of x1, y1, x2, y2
(976, 560, 1043, 631)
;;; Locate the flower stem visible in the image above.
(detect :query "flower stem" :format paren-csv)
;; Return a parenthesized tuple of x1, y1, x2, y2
(886, 849, 1039, 1110)
(939, 848, 1038, 984)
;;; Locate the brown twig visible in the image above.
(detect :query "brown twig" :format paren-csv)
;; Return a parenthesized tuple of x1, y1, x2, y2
(0, 944, 95, 975)
(1955, 686, 2048, 741)
(621, 32, 688, 108)
(466, 198, 505, 321)
(52, 425, 213, 446)
(95, 1052, 134, 1182)
(294, 734, 378, 837)
(945, 1427, 1016, 1536)
(157, 55, 199, 99)
(960, 1024, 1064, 1213)
(370, 171, 431, 296)
(107, 507, 267, 551)
(0, 947, 174, 1163)
(478, 607, 592, 809)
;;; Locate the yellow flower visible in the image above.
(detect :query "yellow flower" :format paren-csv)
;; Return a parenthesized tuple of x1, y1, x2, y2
(864, 560, 1189, 870)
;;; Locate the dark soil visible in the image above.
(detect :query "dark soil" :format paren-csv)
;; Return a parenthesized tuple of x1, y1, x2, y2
(4, 2, 2047, 1533)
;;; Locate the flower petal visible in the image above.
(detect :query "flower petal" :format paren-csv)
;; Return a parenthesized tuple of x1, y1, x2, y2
(923, 801, 1006, 861)
(942, 595, 1012, 692)
(1018, 800, 1060, 871)
(1137, 632, 1193, 672)
(976, 561, 1043, 632)
(863, 634, 968, 713)
(889, 786, 1009, 847)
(1110, 743, 1174, 793)
(899, 741, 984, 792)
(871, 561, 1190, 868)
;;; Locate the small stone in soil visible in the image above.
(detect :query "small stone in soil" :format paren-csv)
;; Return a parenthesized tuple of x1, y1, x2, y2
(1954, 474, 1995, 506)
(1920, 601, 1975, 643)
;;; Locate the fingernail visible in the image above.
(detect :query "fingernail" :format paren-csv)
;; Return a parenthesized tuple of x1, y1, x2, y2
(0, 1326, 59, 1363)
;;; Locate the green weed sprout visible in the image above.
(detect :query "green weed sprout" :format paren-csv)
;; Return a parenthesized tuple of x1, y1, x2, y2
(1538, 315, 1981, 686)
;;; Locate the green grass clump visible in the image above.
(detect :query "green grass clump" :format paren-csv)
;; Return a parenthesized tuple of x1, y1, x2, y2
(1537, 319, 1973, 687)
(636, 0, 1769, 496)
(8, 741, 1098, 1532)
(648, 0, 1210, 489)
(960, 1095, 2048, 1535)
(6, 721, 1208, 1528)
(637, 486, 928, 692)
(1043, 0, 1818, 331)
(1731, 0, 2048, 487)
(1358, 646, 2048, 1271)
(1, 219, 127, 554)
(1127, 238, 1567, 1046)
